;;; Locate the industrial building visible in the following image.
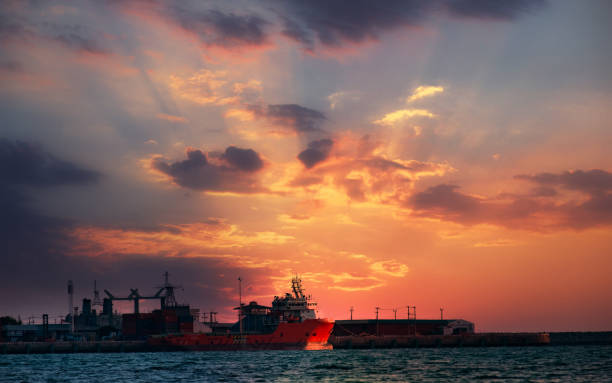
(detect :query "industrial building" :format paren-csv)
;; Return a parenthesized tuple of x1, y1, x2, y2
(0, 273, 209, 342)
(332, 319, 475, 337)
(2, 323, 71, 342)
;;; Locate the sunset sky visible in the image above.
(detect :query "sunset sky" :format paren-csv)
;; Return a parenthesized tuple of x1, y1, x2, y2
(1, 0, 611, 331)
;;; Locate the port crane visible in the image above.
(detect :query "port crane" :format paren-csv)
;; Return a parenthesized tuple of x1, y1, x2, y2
(103, 288, 164, 314)
(103, 272, 181, 314)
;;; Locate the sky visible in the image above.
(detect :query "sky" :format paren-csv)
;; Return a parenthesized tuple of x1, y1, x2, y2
(1, 0, 611, 332)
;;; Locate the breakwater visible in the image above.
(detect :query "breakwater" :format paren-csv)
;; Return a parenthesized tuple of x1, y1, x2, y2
(330, 333, 550, 349)
(549, 331, 612, 345)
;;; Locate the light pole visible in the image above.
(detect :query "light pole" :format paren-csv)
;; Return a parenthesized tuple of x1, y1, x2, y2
(375, 307, 380, 336)
(238, 277, 243, 340)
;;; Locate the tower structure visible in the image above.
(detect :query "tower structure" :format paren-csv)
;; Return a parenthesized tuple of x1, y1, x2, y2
(238, 277, 243, 339)
(92, 280, 102, 309)
(157, 271, 181, 308)
(67, 280, 74, 333)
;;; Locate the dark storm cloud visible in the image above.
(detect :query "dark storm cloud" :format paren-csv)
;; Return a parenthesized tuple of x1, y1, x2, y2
(275, 0, 546, 49)
(276, 0, 433, 48)
(266, 104, 326, 133)
(529, 186, 557, 197)
(298, 139, 333, 168)
(515, 169, 612, 229)
(0, 184, 75, 310)
(0, 183, 271, 316)
(170, 7, 270, 47)
(0, 138, 270, 318)
(446, 0, 547, 20)
(2, 0, 547, 56)
(48, 26, 108, 54)
(252, 104, 326, 133)
(152, 146, 265, 193)
(408, 169, 612, 230)
(0, 7, 108, 54)
(409, 184, 557, 228)
(0, 139, 101, 187)
(564, 193, 612, 230)
(0, 138, 101, 315)
(0, 186, 72, 255)
(0, 191, 272, 318)
(410, 184, 482, 220)
(0, 12, 33, 42)
(222, 146, 264, 172)
(515, 169, 612, 195)
(279, 16, 313, 47)
(0, 138, 100, 258)
(0, 60, 23, 73)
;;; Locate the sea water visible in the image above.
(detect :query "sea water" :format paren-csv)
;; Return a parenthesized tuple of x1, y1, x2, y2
(1, 345, 611, 382)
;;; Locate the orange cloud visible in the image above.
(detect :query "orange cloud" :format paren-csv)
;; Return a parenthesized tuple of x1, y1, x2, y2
(169, 69, 233, 105)
(225, 108, 256, 122)
(168, 70, 263, 118)
(374, 108, 435, 127)
(289, 134, 452, 205)
(406, 85, 444, 103)
(71, 221, 292, 264)
(370, 260, 410, 277)
(328, 273, 386, 292)
(156, 113, 188, 124)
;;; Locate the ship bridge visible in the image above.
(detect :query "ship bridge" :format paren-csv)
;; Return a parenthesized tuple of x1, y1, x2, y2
(271, 277, 317, 321)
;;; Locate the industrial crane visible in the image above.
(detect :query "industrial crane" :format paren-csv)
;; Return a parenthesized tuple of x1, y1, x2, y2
(103, 272, 181, 314)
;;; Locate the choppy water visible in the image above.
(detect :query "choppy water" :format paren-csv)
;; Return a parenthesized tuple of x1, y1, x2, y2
(1, 346, 611, 382)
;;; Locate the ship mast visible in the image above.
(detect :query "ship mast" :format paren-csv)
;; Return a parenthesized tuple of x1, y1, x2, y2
(291, 276, 305, 299)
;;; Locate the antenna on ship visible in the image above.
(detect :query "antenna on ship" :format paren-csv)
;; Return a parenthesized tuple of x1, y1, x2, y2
(291, 275, 305, 299)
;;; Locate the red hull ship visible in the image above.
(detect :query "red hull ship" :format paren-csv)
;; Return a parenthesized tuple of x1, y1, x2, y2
(149, 277, 334, 351)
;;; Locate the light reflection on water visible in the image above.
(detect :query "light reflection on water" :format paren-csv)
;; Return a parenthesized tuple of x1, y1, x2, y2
(1, 345, 611, 382)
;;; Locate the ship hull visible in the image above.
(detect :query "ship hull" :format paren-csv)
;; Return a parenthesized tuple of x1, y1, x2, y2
(148, 319, 334, 351)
